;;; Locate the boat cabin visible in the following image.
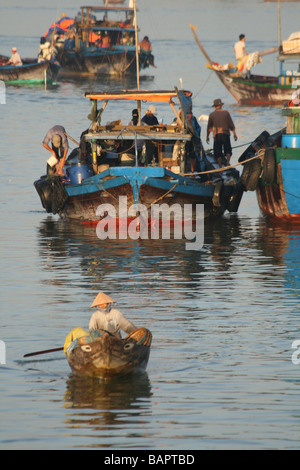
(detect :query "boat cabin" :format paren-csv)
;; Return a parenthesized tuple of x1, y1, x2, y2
(80, 90, 198, 175)
(72, 6, 137, 51)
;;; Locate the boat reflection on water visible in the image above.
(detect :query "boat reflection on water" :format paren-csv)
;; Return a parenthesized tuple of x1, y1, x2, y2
(64, 371, 152, 440)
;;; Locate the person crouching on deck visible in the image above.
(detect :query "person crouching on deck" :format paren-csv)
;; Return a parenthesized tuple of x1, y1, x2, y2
(89, 292, 136, 338)
(42, 125, 69, 176)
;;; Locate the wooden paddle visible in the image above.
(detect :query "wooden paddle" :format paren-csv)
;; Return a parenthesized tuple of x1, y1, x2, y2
(23, 347, 64, 358)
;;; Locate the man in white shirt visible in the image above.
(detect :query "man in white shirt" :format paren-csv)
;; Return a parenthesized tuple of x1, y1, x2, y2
(42, 125, 69, 176)
(234, 34, 247, 61)
(5, 47, 23, 66)
(89, 292, 136, 338)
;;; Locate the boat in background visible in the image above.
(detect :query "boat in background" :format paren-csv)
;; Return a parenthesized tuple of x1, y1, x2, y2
(191, 23, 300, 106)
(236, 99, 300, 222)
(46, 4, 155, 77)
(0, 55, 60, 85)
(103, 0, 126, 4)
(33, 88, 244, 226)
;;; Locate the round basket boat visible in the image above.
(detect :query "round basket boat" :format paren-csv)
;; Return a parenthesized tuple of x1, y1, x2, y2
(65, 327, 152, 379)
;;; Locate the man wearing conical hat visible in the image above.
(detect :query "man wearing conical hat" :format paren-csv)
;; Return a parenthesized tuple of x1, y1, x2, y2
(89, 292, 136, 338)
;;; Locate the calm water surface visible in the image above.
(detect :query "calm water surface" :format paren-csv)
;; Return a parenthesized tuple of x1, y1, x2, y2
(1, 0, 300, 450)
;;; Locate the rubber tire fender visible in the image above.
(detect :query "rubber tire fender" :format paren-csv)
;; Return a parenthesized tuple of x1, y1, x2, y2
(212, 181, 224, 207)
(244, 158, 262, 191)
(227, 183, 244, 212)
(263, 147, 276, 185)
(34, 179, 53, 213)
(240, 160, 252, 188)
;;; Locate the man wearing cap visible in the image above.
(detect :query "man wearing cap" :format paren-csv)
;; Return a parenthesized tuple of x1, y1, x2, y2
(89, 292, 136, 338)
(42, 125, 69, 176)
(141, 105, 159, 164)
(4, 47, 23, 66)
(141, 105, 159, 126)
(206, 99, 237, 168)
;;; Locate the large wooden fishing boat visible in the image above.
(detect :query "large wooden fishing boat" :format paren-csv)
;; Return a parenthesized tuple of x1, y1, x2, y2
(46, 4, 154, 77)
(236, 101, 300, 222)
(64, 327, 152, 378)
(191, 24, 300, 106)
(0, 55, 60, 84)
(34, 88, 244, 227)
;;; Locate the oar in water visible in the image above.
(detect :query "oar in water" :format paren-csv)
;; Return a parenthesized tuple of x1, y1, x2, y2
(23, 347, 64, 358)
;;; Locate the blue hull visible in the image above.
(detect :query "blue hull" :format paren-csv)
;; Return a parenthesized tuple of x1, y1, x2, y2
(34, 166, 243, 223)
(57, 47, 151, 76)
(280, 159, 300, 216)
(256, 141, 300, 221)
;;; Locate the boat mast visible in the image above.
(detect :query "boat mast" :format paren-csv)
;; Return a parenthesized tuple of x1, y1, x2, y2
(278, 0, 284, 74)
(278, 0, 281, 47)
(134, 0, 140, 91)
(133, 0, 141, 133)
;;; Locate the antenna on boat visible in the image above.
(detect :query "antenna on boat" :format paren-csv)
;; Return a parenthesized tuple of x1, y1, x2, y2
(134, 0, 140, 91)
(133, 0, 142, 127)
(278, 0, 281, 47)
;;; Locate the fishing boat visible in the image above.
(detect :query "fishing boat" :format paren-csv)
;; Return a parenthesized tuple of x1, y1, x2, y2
(33, 88, 244, 227)
(0, 55, 60, 85)
(47, 4, 154, 77)
(236, 98, 300, 222)
(191, 22, 300, 106)
(64, 327, 152, 378)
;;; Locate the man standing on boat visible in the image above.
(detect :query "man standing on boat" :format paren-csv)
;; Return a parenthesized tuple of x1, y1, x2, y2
(234, 34, 247, 61)
(139, 36, 156, 67)
(206, 99, 237, 168)
(42, 125, 69, 176)
(234, 34, 248, 71)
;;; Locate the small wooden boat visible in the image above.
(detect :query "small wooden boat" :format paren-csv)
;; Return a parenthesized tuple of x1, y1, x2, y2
(0, 55, 60, 84)
(33, 88, 244, 225)
(237, 102, 300, 222)
(64, 327, 152, 378)
(191, 25, 300, 106)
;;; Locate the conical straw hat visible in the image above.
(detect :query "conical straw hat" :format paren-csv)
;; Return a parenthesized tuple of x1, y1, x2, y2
(90, 292, 115, 308)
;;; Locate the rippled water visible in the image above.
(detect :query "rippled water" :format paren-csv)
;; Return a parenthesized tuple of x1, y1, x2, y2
(1, 0, 300, 450)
